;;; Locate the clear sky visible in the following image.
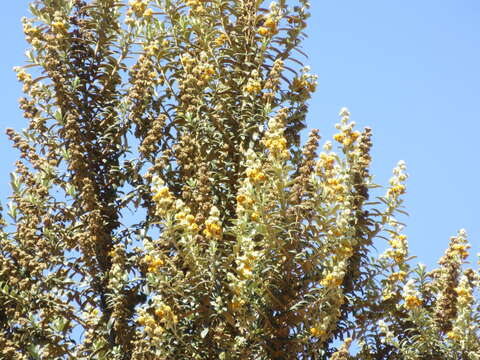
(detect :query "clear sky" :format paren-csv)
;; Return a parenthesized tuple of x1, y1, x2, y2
(1, 1, 479, 270)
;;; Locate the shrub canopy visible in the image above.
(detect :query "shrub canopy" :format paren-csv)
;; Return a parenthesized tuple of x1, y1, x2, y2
(1, 0, 479, 359)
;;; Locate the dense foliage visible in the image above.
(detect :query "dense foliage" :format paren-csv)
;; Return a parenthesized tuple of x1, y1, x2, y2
(1, 0, 479, 359)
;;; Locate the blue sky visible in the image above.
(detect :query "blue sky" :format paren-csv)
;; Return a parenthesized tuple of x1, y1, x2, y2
(1, 1, 479, 270)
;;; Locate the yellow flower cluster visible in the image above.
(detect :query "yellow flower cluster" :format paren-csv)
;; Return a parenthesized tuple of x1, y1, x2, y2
(451, 242, 470, 260)
(229, 298, 245, 311)
(250, 211, 260, 221)
(214, 33, 228, 47)
(315, 146, 347, 202)
(236, 149, 263, 219)
(310, 327, 326, 338)
(138, 312, 164, 338)
(23, 20, 42, 47)
(51, 16, 68, 36)
(236, 193, 254, 208)
(23, 21, 39, 38)
(203, 206, 222, 239)
(143, 8, 153, 18)
(335, 245, 353, 258)
(126, 1, 153, 24)
(290, 68, 318, 100)
(181, 54, 195, 69)
(147, 70, 163, 85)
(404, 295, 422, 309)
(246, 168, 267, 183)
(262, 113, 289, 160)
(332, 108, 361, 147)
(186, 0, 207, 15)
(175, 210, 200, 233)
(384, 234, 408, 264)
(227, 278, 247, 316)
(83, 305, 100, 321)
(244, 76, 262, 94)
(182, 53, 215, 85)
(129, 0, 148, 16)
(320, 272, 343, 288)
(443, 274, 474, 345)
(236, 252, 259, 280)
(15, 68, 32, 83)
(152, 177, 174, 216)
(402, 279, 422, 309)
(316, 153, 336, 172)
(138, 300, 179, 339)
(198, 64, 215, 82)
(454, 281, 473, 305)
(386, 160, 408, 202)
(204, 221, 221, 239)
(228, 273, 243, 296)
(387, 184, 406, 197)
(291, 75, 317, 94)
(14, 67, 34, 93)
(258, 17, 278, 37)
(263, 137, 287, 154)
(145, 254, 164, 273)
(155, 303, 178, 326)
(144, 42, 159, 56)
(333, 131, 360, 147)
(152, 186, 171, 203)
(388, 271, 407, 282)
(446, 330, 461, 341)
(325, 177, 347, 198)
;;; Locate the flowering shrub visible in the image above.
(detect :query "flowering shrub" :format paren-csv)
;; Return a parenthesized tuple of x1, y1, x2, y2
(1, 0, 479, 359)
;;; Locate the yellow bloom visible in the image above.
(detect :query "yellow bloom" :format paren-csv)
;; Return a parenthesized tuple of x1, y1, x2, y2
(389, 271, 407, 282)
(310, 327, 326, 337)
(143, 8, 153, 18)
(244, 78, 262, 94)
(454, 287, 469, 297)
(145, 43, 159, 55)
(387, 184, 406, 197)
(137, 315, 146, 326)
(318, 153, 335, 170)
(320, 273, 342, 287)
(16, 69, 32, 83)
(52, 21, 68, 34)
(214, 33, 228, 47)
(264, 18, 277, 31)
(452, 243, 470, 259)
(258, 27, 269, 36)
(152, 186, 171, 202)
(175, 212, 186, 221)
(203, 221, 222, 239)
(230, 299, 245, 311)
(343, 137, 353, 146)
(130, 0, 147, 16)
(263, 137, 287, 153)
(236, 194, 247, 203)
(351, 131, 361, 141)
(446, 331, 460, 341)
(246, 168, 266, 183)
(145, 255, 164, 273)
(189, 223, 199, 232)
(238, 263, 253, 279)
(333, 133, 345, 143)
(404, 295, 422, 309)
